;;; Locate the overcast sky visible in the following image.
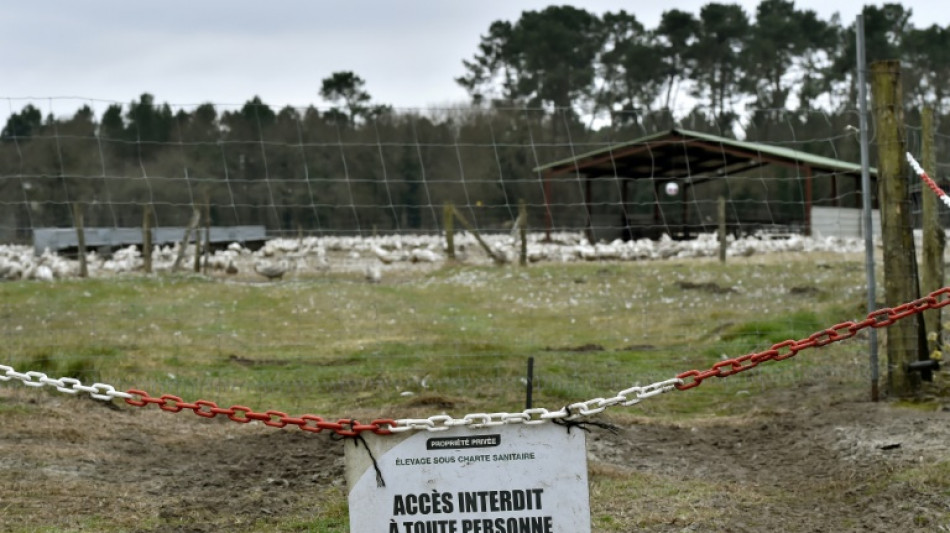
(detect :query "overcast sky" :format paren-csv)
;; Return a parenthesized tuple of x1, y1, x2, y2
(3, 1, 948, 122)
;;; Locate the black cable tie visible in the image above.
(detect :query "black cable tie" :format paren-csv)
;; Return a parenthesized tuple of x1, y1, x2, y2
(553, 417, 620, 434)
(355, 433, 386, 488)
(553, 405, 619, 434)
(330, 427, 386, 488)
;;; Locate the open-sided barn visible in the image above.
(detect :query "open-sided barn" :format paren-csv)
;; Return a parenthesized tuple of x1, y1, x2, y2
(533, 128, 878, 241)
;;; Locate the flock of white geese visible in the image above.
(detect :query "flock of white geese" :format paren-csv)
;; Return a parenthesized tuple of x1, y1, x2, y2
(0, 231, 867, 282)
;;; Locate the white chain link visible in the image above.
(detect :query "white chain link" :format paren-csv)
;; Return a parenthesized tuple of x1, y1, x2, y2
(391, 377, 683, 432)
(2, 361, 682, 432)
(907, 151, 926, 177)
(0, 364, 133, 402)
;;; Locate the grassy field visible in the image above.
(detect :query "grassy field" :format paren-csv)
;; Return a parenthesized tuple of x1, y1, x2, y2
(7, 252, 947, 532)
(1, 252, 872, 419)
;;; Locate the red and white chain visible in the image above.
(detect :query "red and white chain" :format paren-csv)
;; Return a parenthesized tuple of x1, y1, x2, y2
(907, 152, 950, 208)
(0, 361, 680, 436)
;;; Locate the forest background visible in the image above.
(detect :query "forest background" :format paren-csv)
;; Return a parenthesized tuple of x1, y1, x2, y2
(1, 2, 944, 238)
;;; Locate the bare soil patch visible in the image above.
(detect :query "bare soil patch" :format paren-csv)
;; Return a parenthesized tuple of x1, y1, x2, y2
(588, 384, 950, 531)
(675, 280, 737, 294)
(2, 380, 949, 532)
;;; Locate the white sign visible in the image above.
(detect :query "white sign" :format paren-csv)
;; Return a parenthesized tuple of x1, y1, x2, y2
(345, 423, 590, 533)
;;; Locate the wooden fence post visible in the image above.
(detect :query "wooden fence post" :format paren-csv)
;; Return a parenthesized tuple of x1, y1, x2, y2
(73, 202, 88, 278)
(519, 199, 528, 267)
(920, 106, 944, 364)
(203, 201, 211, 274)
(173, 208, 201, 273)
(193, 204, 202, 273)
(444, 202, 455, 261)
(142, 204, 153, 274)
(452, 205, 504, 263)
(871, 59, 923, 396)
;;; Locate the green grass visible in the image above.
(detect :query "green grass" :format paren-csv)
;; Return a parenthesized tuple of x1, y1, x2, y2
(1, 254, 874, 417)
(894, 460, 950, 494)
(589, 466, 745, 531)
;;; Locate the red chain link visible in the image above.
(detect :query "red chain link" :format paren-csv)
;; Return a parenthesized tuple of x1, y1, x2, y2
(123, 390, 396, 436)
(676, 286, 950, 390)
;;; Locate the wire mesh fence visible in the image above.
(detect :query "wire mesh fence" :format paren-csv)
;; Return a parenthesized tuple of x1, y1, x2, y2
(0, 99, 944, 420)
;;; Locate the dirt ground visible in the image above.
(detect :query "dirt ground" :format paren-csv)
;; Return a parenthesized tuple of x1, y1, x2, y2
(1, 381, 949, 533)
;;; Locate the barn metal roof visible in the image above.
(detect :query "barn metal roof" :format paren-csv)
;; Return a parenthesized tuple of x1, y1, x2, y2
(533, 128, 874, 183)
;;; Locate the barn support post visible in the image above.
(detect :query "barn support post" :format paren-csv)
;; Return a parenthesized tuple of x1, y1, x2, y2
(920, 106, 944, 367)
(871, 59, 923, 396)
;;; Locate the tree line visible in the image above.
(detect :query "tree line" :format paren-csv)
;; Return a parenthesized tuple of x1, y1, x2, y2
(1, 1, 947, 240)
(458, 1, 949, 129)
